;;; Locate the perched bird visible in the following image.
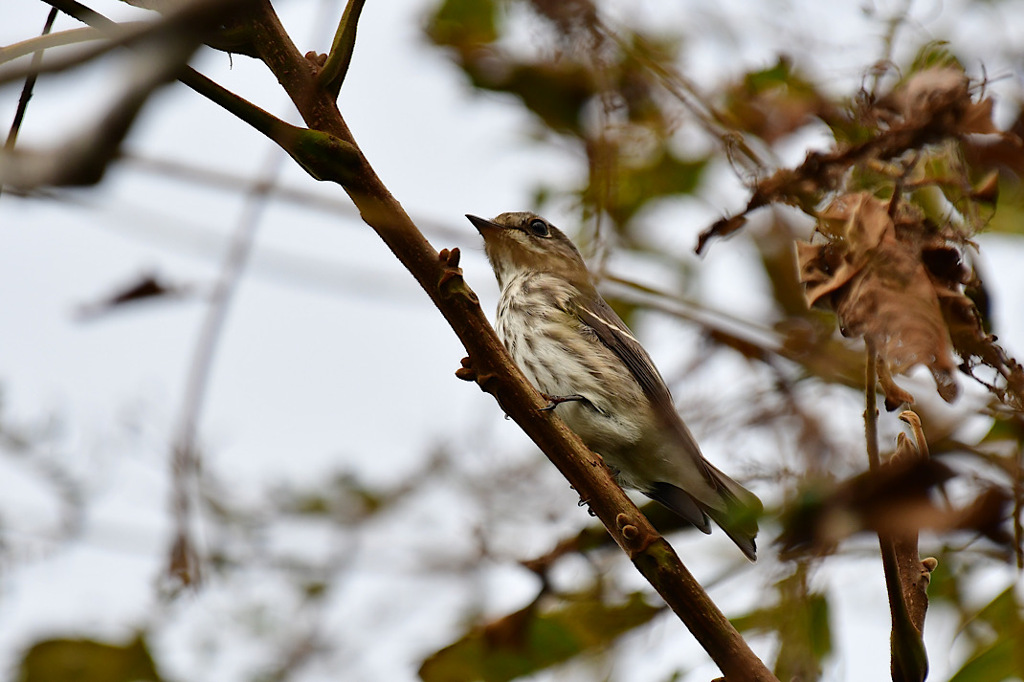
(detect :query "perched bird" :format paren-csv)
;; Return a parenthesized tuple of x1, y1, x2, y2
(468, 212, 763, 560)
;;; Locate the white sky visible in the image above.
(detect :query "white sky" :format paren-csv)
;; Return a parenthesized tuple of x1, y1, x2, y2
(2, 1, 1024, 681)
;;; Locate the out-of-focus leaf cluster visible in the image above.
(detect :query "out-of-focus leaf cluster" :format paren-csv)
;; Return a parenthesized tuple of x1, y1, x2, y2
(424, 2, 1024, 680)
(17, 636, 161, 682)
(419, 591, 661, 682)
(427, 0, 709, 236)
(732, 564, 831, 681)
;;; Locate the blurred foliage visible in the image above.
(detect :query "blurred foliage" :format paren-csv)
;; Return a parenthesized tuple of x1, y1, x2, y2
(419, 592, 661, 682)
(945, 585, 1024, 682)
(732, 563, 831, 681)
(3, 0, 1024, 681)
(17, 635, 161, 682)
(423, 1, 1024, 680)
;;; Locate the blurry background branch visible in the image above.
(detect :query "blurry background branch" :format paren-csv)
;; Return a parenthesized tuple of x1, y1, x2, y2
(0, 0, 256, 189)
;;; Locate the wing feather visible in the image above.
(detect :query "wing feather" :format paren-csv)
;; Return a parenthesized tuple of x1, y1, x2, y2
(572, 291, 762, 560)
(571, 294, 716, 482)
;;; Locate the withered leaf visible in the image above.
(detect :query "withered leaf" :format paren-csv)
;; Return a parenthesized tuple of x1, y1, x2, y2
(695, 214, 747, 255)
(777, 454, 954, 557)
(698, 65, 1002, 253)
(797, 193, 959, 406)
(778, 447, 1014, 558)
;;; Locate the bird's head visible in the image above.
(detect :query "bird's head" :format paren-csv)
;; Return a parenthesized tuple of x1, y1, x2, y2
(466, 212, 590, 288)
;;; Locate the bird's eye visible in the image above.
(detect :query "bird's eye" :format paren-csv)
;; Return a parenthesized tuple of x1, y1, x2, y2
(528, 219, 550, 237)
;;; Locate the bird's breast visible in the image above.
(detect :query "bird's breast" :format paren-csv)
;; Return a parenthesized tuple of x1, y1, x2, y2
(495, 273, 651, 449)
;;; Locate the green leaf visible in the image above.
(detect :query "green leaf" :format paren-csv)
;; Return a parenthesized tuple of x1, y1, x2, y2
(986, 181, 1024, 236)
(909, 40, 962, 73)
(949, 586, 1024, 682)
(969, 585, 1021, 630)
(980, 413, 1024, 445)
(948, 636, 1022, 682)
(591, 150, 707, 225)
(18, 635, 161, 682)
(426, 0, 498, 48)
(418, 592, 660, 682)
(466, 61, 596, 135)
(722, 58, 830, 144)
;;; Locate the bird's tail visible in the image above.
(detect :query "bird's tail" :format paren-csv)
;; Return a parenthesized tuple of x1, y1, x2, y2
(647, 466, 762, 561)
(703, 463, 762, 561)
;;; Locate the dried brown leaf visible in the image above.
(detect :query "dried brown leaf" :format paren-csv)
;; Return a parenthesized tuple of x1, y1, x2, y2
(695, 214, 747, 255)
(798, 193, 959, 405)
(779, 450, 1014, 557)
(699, 66, 1002, 252)
(958, 97, 999, 135)
(936, 285, 1024, 409)
(878, 67, 969, 125)
(777, 455, 955, 557)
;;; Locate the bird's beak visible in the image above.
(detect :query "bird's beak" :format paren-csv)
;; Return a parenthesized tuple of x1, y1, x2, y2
(466, 214, 500, 234)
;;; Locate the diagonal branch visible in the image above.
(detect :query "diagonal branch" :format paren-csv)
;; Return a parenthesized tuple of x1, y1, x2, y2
(184, 1, 777, 679)
(44, 0, 775, 676)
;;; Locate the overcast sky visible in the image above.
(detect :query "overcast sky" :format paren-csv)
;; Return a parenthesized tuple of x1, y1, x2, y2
(2, 1, 1024, 680)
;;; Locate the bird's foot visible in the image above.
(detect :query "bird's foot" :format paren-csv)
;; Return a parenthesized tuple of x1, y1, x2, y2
(540, 393, 588, 412)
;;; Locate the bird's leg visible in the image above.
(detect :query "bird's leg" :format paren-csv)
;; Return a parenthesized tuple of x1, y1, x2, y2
(540, 393, 588, 412)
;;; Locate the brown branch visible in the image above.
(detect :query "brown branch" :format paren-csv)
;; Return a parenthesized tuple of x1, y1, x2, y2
(865, 342, 930, 682)
(3, 9, 56, 150)
(865, 339, 881, 472)
(892, 413, 938, 631)
(1016, 443, 1024, 569)
(184, 1, 776, 678)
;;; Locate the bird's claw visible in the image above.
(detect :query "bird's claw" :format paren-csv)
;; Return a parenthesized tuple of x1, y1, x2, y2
(540, 393, 587, 412)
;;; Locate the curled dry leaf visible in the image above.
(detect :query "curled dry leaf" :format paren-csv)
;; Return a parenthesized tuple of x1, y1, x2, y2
(797, 192, 959, 407)
(872, 67, 998, 136)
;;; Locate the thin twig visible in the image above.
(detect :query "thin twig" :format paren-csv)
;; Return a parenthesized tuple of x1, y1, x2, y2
(866, 342, 929, 681)
(0, 8, 58, 199)
(865, 339, 881, 471)
(1015, 443, 1023, 569)
(867, 0, 914, 97)
(166, 150, 285, 590)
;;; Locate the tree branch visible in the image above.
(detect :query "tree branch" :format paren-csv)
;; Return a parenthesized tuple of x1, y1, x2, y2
(185, 1, 776, 678)
(865, 342, 930, 681)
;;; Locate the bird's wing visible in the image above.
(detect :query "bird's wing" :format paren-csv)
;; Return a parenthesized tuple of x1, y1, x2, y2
(572, 294, 714, 477)
(574, 293, 761, 558)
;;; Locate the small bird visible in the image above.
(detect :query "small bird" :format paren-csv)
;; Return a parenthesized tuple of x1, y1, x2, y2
(468, 212, 763, 560)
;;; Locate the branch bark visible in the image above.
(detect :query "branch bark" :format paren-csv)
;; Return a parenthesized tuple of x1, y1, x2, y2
(865, 343, 931, 682)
